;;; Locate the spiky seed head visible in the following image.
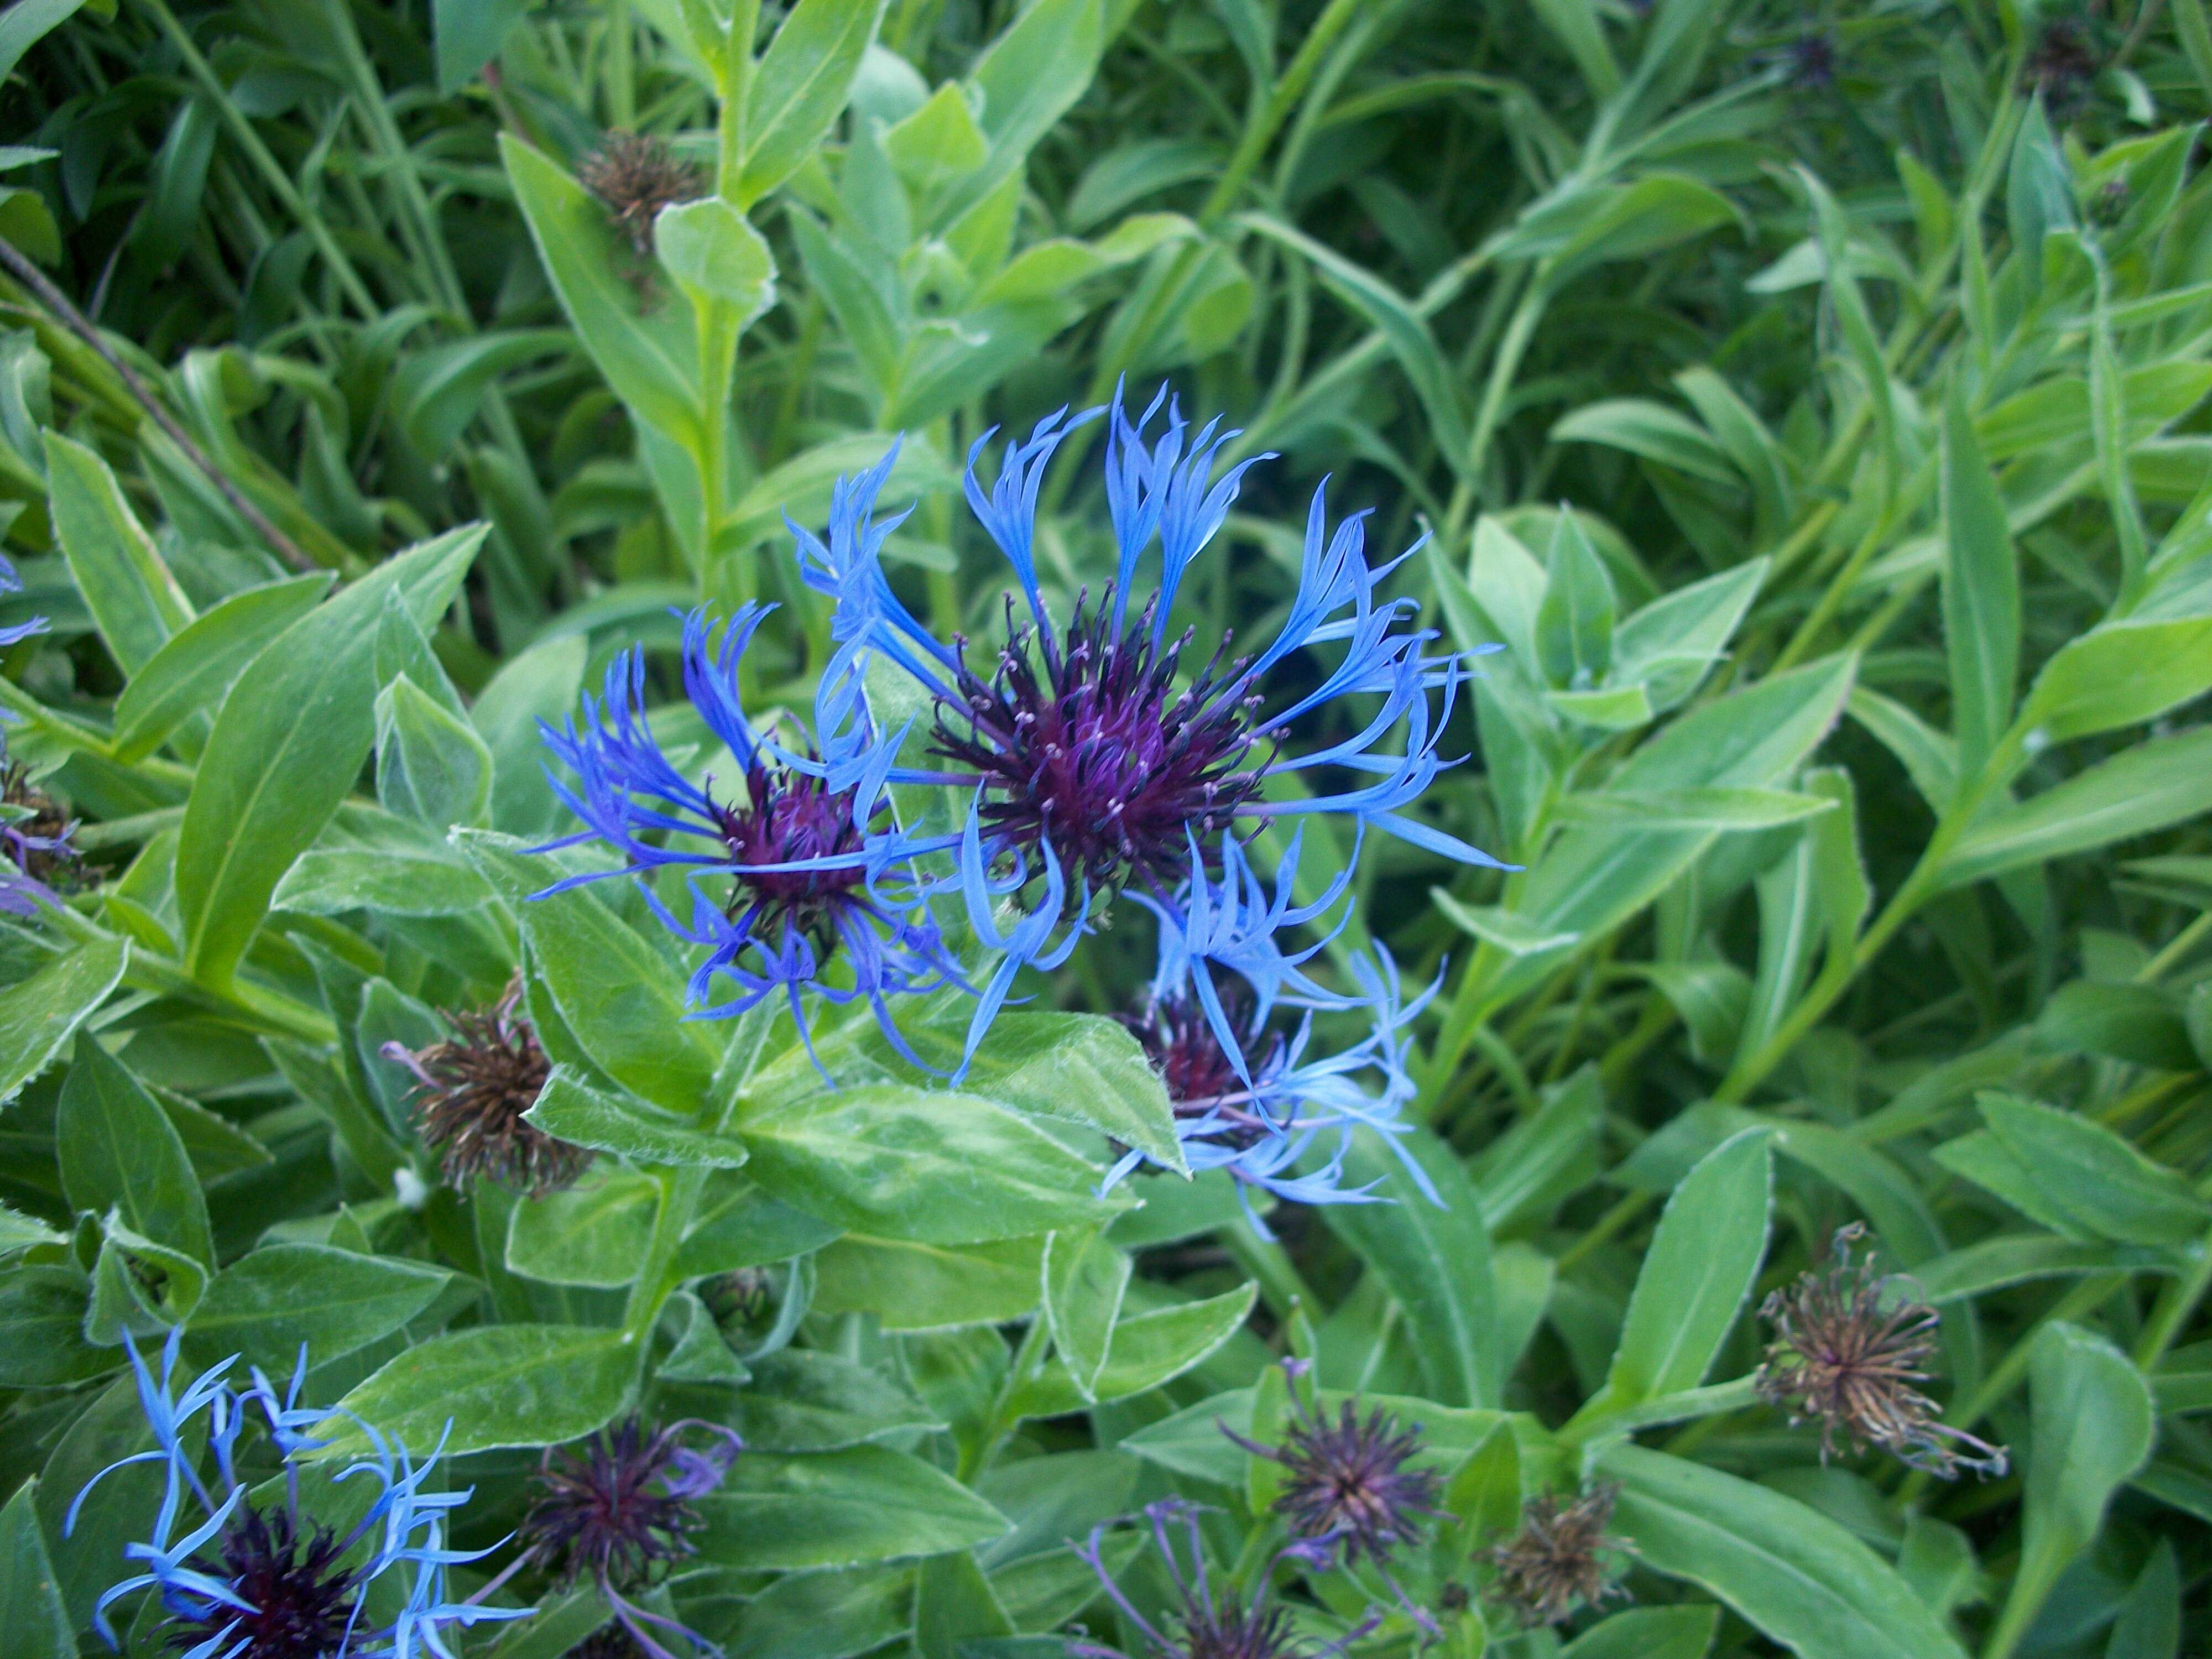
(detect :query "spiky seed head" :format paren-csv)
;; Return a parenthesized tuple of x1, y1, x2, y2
(1755, 1224, 2007, 1479)
(1485, 1485, 1630, 1627)
(385, 981, 589, 1197)
(578, 132, 702, 255)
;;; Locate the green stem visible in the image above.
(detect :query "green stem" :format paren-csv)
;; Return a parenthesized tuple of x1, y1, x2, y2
(623, 1167, 706, 1340)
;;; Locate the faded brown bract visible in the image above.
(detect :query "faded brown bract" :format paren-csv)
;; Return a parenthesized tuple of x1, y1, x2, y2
(385, 980, 589, 1198)
(1485, 1484, 1630, 1627)
(1755, 1223, 2008, 1479)
(578, 131, 703, 256)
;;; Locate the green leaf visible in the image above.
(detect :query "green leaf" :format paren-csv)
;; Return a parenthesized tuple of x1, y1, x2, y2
(937, 0, 1103, 226)
(270, 825, 493, 919)
(1241, 214, 1472, 475)
(181, 1244, 450, 1371)
(0, 0, 88, 88)
(1320, 1129, 1499, 1408)
(731, 1565, 913, 1659)
(737, 0, 889, 207)
(2020, 616, 2212, 743)
(734, 1350, 944, 1450)
(505, 1168, 656, 1287)
(692, 1444, 1011, 1569)
(1976, 1093, 2209, 1248)
(1601, 1443, 1969, 1659)
(784, 1010, 1184, 1173)
(432, 0, 533, 92)
(501, 134, 700, 441)
(1913, 1235, 2176, 1303)
(375, 676, 494, 830)
(1583, 1127, 1770, 1423)
(0, 936, 127, 1108)
(324, 1323, 634, 1456)
(1552, 787, 1837, 830)
(1490, 654, 1855, 1001)
(737, 1082, 1119, 1245)
(525, 1066, 750, 1167)
(1009, 1282, 1258, 1418)
(1940, 727, 2212, 888)
(111, 572, 331, 762)
(1551, 399, 1737, 486)
(811, 1234, 1044, 1329)
(1940, 381, 2019, 773)
(461, 831, 722, 1115)
(393, 330, 571, 456)
(1528, 0, 1620, 98)
(174, 526, 484, 988)
(0, 1479, 74, 1659)
(1041, 1227, 1130, 1402)
(44, 431, 193, 676)
(671, 1171, 844, 1279)
(2034, 982, 2197, 1072)
(1561, 1608, 1717, 1659)
(0, 1264, 107, 1385)
(2007, 1325, 2155, 1644)
(1536, 514, 1617, 687)
(1431, 891, 1580, 956)
(57, 1038, 212, 1269)
(656, 197, 776, 325)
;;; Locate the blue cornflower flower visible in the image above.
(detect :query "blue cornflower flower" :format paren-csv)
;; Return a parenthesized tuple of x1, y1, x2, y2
(0, 549, 47, 652)
(1072, 1499, 1373, 1659)
(1109, 836, 1440, 1234)
(0, 550, 61, 918)
(1, 760, 74, 917)
(786, 385, 1506, 1068)
(536, 602, 967, 1067)
(66, 1329, 522, 1659)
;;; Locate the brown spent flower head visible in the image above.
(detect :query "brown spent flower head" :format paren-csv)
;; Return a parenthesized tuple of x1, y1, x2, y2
(1227, 1392, 1439, 1566)
(2023, 18, 2101, 112)
(1755, 1224, 2007, 1480)
(578, 131, 702, 255)
(383, 980, 589, 1197)
(1485, 1484, 1630, 1628)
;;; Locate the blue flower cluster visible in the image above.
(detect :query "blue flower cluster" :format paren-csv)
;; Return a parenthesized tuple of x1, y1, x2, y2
(0, 548, 65, 920)
(69, 1331, 521, 1659)
(539, 388, 1503, 1216)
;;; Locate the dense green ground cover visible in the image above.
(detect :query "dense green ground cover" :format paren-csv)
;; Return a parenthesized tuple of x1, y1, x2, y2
(2, 2, 2212, 1656)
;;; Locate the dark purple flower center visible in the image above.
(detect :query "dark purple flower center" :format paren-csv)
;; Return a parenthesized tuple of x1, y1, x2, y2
(1120, 989, 1282, 1148)
(521, 1418, 737, 1591)
(1176, 1598, 1301, 1659)
(1271, 1404, 1437, 1563)
(174, 1505, 359, 1659)
(932, 592, 1263, 896)
(716, 762, 871, 942)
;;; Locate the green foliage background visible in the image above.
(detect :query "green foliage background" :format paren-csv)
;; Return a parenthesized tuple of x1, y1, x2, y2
(1, 1, 2211, 1656)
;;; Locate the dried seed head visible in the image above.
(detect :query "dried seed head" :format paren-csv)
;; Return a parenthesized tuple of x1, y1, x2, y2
(384, 981, 588, 1197)
(2023, 19, 2101, 112)
(578, 131, 703, 255)
(1485, 1485, 1630, 1628)
(1755, 1224, 2007, 1479)
(1230, 1394, 1438, 1566)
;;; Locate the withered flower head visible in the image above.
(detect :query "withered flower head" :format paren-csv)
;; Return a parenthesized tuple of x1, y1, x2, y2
(570, 1624, 650, 1659)
(1226, 1385, 1438, 1566)
(2024, 18, 2101, 112)
(579, 131, 702, 255)
(383, 980, 588, 1197)
(1755, 1224, 2007, 1479)
(1486, 1485, 1630, 1628)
